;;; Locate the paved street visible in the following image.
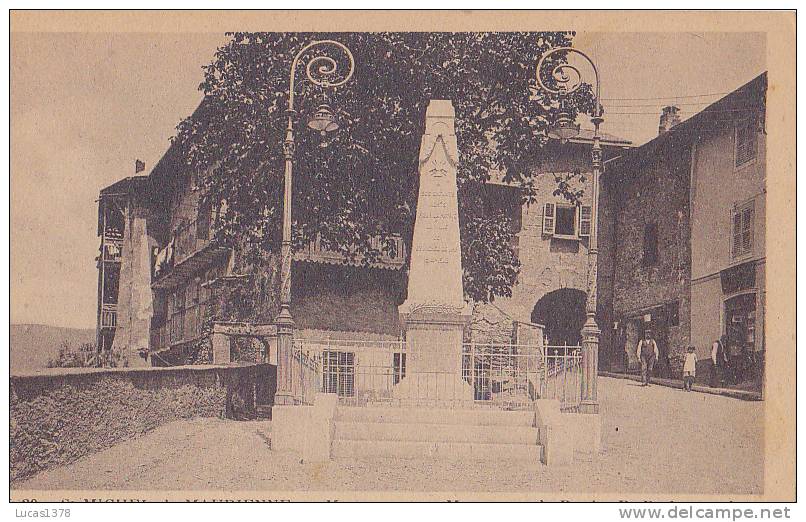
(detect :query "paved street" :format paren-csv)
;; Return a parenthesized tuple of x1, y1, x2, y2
(15, 377, 763, 496)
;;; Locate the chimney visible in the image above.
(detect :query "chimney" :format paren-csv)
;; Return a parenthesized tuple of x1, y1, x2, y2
(658, 106, 681, 135)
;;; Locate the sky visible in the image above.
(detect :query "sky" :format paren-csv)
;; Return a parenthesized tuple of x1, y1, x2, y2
(10, 31, 765, 329)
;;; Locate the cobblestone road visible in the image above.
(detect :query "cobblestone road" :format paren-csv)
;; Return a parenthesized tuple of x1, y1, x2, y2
(15, 377, 763, 497)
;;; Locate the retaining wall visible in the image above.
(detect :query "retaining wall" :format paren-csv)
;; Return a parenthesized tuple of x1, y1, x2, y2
(10, 363, 274, 483)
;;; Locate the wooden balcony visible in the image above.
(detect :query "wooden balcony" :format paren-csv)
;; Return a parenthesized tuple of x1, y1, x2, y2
(173, 219, 209, 266)
(152, 219, 229, 290)
(294, 234, 407, 270)
(150, 306, 205, 353)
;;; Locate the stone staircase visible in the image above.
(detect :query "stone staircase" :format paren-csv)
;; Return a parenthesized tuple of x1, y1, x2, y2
(330, 405, 542, 461)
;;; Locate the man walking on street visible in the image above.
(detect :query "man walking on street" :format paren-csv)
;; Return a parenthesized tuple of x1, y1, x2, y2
(710, 335, 728, 387)
(636, 330, 660, 386)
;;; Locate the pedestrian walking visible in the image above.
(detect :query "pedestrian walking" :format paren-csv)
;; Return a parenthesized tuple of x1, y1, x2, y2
(683, 346, 697, 391)
(636, 330, 659, 386)
(710, 335, 728, 387)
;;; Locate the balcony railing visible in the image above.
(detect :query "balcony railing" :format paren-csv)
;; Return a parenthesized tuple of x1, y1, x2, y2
(102, 238, 123, 262)
(173, 219, 211, 266)
(100, 304, 117, 328)
(152, 218, 213, 280)
(150, 305, 206, 353)
(150, 323, 169, 353)
(294, 234, 407, 269)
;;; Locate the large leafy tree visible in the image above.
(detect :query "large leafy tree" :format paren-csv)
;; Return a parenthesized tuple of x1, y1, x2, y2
(174, 32, 595, 303)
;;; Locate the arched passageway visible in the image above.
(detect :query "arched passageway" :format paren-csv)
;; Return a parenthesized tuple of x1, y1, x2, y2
(531, 288, 587, 346)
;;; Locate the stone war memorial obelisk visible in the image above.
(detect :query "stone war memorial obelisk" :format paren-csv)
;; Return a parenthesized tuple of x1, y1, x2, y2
(394, 99, 474, 403)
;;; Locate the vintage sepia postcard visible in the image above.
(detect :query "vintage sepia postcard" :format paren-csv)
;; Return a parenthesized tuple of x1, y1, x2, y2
(8, 10, 796, 504)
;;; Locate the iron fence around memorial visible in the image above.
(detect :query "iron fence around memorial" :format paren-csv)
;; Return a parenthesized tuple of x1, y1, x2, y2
(290, 339, 583, 411)
(290, 342, 322, 406)
(542, 345, 584, 412)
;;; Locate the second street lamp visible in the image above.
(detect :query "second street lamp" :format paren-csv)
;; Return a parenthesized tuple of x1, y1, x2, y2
(274, 40, 355, 406)
(536, 46, 603, 414)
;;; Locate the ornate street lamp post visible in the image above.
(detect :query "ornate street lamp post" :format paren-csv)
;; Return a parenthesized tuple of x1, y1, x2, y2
(274, 40, 355, 406)
(536, 47, 603, 414)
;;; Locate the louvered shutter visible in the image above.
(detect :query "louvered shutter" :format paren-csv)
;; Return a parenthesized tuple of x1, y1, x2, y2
(741, 207, 754, 254)
(732, 210, 743, 258)
(542, 203, 556, 236)
(579, 206, 592, 237)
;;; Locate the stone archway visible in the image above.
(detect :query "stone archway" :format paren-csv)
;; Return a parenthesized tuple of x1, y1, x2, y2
(531, 288, 587, 346)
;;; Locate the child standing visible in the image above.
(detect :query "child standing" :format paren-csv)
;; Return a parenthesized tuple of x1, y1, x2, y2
(683, 346, 697, 391)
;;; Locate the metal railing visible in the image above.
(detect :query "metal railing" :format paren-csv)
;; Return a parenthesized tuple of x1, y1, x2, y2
(461, 342, 544, 409)
(542, 346, 583, 412)
(290, 343, 322, 406)
(289, 339, 583, 411)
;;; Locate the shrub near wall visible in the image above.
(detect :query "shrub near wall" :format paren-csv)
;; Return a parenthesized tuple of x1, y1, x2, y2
(10, 364, 269, 483)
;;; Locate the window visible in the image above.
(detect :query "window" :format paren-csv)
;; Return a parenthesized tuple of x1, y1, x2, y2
(724, 293, 757, 352)
(643, 223, 659, 267)
(735, 120, 757, 168)
(555, 206, 576, 236)
(542, 203, 592, 239)
(322, 351, 355, 397)
(393, 352, 406, 385)
(666, 301, 680, 327)
(732, 202, 755, 258)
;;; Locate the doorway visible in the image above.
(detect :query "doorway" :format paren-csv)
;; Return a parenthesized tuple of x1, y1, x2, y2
(531, 288, 587, 346)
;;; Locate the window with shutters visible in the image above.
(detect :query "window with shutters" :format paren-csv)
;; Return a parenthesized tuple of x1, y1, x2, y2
(735, 120, 757, 168)
(542, 202, 591, 239)
(732, 201, 754, 259)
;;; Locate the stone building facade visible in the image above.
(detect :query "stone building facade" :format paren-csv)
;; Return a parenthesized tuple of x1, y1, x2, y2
(599, 73, 767, 382)
(474, 133, 631, 350)
(601, 132, 692, 375)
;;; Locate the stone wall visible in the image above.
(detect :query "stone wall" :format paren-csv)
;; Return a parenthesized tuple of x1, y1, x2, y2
(10, 364, 273, 483)
(605, 137, 692, 374)
(488, 144, 595, 326)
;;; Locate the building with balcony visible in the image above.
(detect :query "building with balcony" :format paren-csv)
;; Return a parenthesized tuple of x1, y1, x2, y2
(96, 138, 411, 368)
(95, 105, 632, 372)
(95, 176, 151, 366)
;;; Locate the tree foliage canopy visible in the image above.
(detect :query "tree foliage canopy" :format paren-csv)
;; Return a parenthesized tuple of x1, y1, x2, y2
(175, 32, 595, 303)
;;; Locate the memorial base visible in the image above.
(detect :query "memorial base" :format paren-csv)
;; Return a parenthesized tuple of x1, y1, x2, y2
(394, 304, 473, 404)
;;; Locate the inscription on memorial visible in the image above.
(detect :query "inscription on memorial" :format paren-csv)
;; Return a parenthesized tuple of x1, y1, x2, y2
(400, 99, 466, 311)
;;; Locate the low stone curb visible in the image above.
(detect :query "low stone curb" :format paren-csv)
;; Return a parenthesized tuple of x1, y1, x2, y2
(599, 371, 763, 401)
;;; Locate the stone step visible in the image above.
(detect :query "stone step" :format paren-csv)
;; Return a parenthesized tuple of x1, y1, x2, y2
(334, 421, 539, 445)
(335, 406, 534, 427)
(331, 439, 542, 461)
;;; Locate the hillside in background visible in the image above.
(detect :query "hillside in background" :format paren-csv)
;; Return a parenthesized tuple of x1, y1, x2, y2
(10, 324, 95, 373)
